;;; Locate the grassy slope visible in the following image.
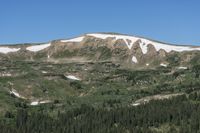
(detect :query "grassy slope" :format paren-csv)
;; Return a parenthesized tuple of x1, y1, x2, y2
(0, 54, 200, 115)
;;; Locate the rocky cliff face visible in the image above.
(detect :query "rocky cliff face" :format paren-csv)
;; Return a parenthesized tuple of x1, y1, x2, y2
(1, 33, 200, 68)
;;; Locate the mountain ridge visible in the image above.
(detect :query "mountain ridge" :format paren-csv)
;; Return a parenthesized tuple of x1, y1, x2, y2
(0, 32, 199, 47)
(0, 32, 200, 68)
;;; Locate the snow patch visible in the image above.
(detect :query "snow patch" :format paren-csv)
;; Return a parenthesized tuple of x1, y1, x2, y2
(160, 63, 168, 67)
(39, 100, 51, 104)
(26, 43, 51, 52)
(132, 56, 138, 63)
(0, 72, 12, 77)
(178, 66, 187, 70)
(135, 37, 200, 53)
(61, 36, 85, 43)
(30, 100, 51, 106)
(87, 33, 200, 53)
(0, 47, 20, 54)
(41, 71, 47, 74)
(66, 75, 81, 81)
(30, 101, 39, 106)
(87, 33, 139, 49)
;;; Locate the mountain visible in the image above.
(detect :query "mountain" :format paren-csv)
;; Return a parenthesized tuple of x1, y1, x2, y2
(1, 33, 200, 69)
(0, 33, 200, 132)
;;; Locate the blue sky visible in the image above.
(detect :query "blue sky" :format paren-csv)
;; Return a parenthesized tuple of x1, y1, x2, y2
(0, 0, 200, 45)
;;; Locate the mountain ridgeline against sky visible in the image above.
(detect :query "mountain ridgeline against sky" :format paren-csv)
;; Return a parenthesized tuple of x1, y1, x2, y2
(1, 33, 200, 68)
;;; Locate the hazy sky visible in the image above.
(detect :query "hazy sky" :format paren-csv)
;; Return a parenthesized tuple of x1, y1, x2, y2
(0, 0, 200, 45)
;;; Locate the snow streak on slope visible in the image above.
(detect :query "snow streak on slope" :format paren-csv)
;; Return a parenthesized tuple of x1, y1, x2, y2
(0, 47, 20, 54)
(139, 41, 148, 54)
(26, 43, 51, 52)
(132, 103, 140, 106)
(10, 89, 26, 99)
(87, 33, 200, 53)
(61, 36, 85, 43)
